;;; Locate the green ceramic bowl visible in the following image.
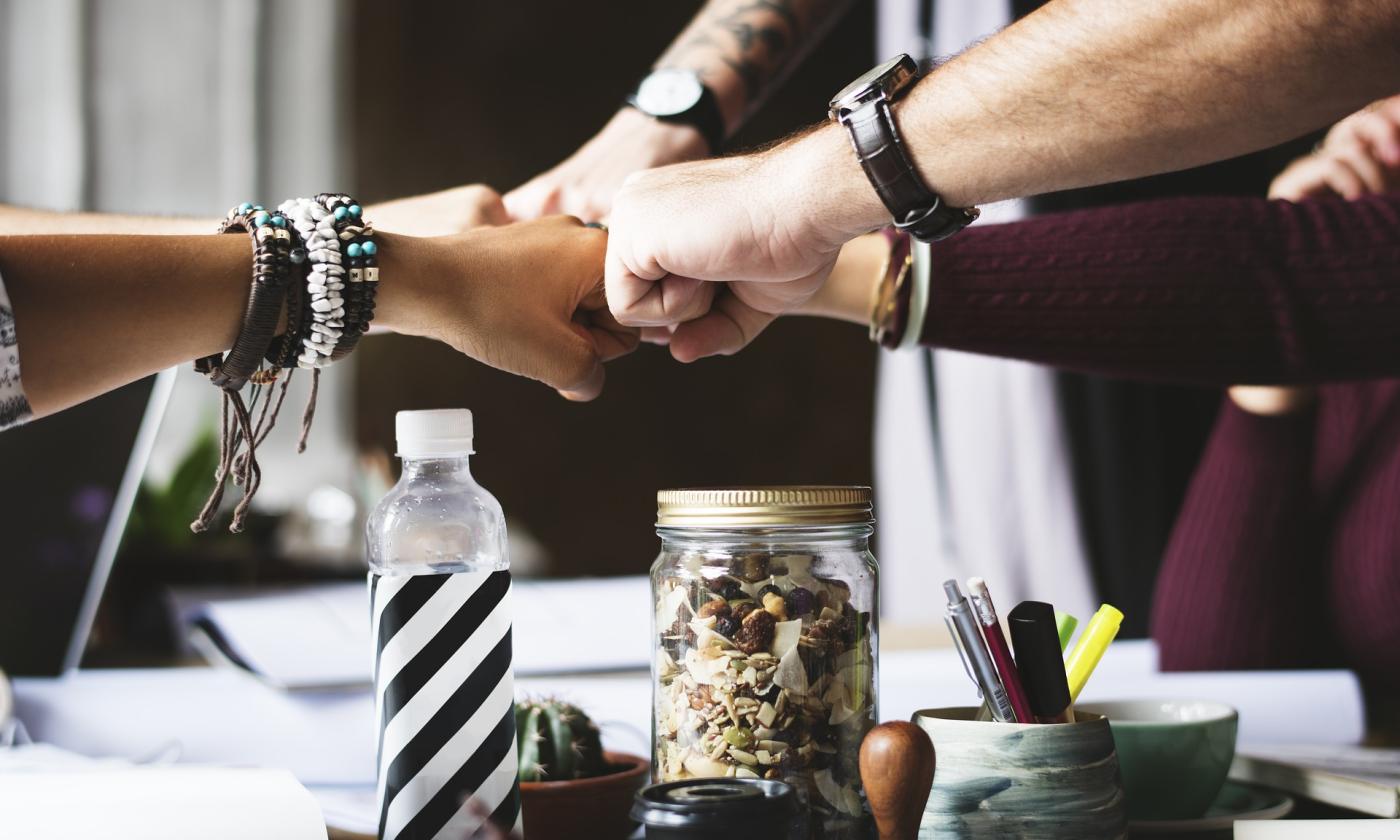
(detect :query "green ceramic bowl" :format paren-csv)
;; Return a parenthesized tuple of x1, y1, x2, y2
(1078, 699, 1238, 822)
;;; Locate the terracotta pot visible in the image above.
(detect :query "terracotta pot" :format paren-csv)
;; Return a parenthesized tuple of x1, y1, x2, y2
(520, 751, 650, 840)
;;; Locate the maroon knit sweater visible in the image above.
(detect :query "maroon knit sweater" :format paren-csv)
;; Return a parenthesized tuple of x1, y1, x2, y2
(918, 193, 1400, 688)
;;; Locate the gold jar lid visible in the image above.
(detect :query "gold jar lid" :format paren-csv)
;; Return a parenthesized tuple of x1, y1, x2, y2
(656, 486, 873, 527)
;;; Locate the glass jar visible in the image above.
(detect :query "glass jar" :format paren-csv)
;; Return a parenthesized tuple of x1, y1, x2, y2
(650, 487, 878, 840)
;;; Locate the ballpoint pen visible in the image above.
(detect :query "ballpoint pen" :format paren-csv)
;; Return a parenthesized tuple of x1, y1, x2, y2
(1008, 600, 1076, 724)
(1065, 603, 1124, 702)
(944, 580, 1017, 723)
(966, 577, 1034, 724)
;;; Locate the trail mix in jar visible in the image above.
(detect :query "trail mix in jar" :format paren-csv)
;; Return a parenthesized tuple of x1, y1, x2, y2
(653, 551, 875, 838)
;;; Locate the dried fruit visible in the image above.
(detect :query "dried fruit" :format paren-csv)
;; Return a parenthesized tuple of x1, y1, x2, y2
(697, 599, 732, 620)
(710, 576, 745, 601)
(734, 608, 777, 654)
(761, 592, 789, 620)
(732, 601, 758, 623)
(714, 615, 739, 638)
(785, 586, 816, 617)
(756, 583, 783, 601)
(731, 554, 770, 583)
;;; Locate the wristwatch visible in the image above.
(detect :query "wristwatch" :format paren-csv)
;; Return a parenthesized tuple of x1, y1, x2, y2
(829, 54, 979, 242)
(627, 68, 726, 155)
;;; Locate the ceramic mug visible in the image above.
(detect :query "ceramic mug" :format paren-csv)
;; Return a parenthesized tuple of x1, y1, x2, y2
(912, 707, 1127, 839)
(1077, 699, 1238, 822)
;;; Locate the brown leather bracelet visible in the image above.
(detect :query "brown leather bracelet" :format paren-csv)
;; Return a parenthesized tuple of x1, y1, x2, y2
(195, 208, 300, 390)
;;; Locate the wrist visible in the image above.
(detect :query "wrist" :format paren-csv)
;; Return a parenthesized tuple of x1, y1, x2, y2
(612, 106, 712, 161)
(373, 231, 440, 337)
(769, 124, 889, 249)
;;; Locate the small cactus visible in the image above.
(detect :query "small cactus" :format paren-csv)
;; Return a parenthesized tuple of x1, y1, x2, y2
(515, 697, 609, 782)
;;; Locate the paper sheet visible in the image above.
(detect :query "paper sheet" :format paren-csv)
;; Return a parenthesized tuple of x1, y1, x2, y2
(0, 767, 326, 840)
(189, 576, 652, 688)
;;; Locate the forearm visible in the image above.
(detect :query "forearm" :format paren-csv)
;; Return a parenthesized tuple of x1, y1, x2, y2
(919, 193, 1400, 385)
(655, 0, 857, 132)
(783, 0, 1400, 240)
(1, 232, 426, 417)
(0, 204, 214, 235)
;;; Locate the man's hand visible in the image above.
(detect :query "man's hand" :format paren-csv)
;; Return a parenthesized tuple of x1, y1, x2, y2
(504, 109, 710, 222)
(605, 127, 884, 361)
(378, 218, 637, 401)
(369, 184, 511, 237)
(1269, 95, 1400, 201)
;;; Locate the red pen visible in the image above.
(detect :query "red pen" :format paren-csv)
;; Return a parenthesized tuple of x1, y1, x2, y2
(967, 577, 1034, 724)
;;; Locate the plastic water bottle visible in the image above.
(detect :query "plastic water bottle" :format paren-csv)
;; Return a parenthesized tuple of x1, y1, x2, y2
(366, 409, 521, 839)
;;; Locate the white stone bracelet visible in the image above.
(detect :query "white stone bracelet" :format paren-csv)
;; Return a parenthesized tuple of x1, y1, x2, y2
(278, 197, 345, 368)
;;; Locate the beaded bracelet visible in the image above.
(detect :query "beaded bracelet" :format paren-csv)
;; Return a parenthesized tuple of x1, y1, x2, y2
(311, 193, 378, 362)
(195, 203, 301, 389)
(279, 196, 347, 369)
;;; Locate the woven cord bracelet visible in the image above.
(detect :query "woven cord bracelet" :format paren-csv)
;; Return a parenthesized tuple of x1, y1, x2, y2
(192, 203, 305, 534)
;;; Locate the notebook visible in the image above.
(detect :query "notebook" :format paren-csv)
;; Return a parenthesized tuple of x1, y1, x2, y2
(1231, 745, 1400, 818)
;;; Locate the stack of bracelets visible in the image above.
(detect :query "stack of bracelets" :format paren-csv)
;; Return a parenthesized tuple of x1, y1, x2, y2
(867, 227, 930, 351)
(191, 195, 379, 534)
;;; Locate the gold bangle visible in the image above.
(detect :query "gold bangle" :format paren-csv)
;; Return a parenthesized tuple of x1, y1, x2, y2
(870, 232, 913, 344)
(866, 247, 894, 340)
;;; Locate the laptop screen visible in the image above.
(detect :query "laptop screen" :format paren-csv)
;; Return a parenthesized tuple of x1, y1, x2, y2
(0, 370, 171, 676)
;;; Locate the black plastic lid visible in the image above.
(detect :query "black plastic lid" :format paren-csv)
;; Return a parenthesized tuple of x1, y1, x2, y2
(631, 779, 795, 836)
(1008, 600, 1073, 718)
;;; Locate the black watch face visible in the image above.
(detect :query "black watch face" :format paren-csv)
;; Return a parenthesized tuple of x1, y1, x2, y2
(635, 69, 704, 118)
(829, 54, 917, 114)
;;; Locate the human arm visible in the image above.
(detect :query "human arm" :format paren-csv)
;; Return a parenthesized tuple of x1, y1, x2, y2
(502, 0, 857, 220)
(606, 0, 1400, 359)
(0, 216, 631, 418)
(0, 185, 510, 237)
(800, 193, 1400, 386)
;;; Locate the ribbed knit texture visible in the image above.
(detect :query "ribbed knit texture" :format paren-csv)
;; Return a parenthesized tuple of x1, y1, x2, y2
(922, 193, 1400, 385)
(1152, 382, 1400, 690)
(914, 192, 1400, 687)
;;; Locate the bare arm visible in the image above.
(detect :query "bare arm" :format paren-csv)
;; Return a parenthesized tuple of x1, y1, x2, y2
(2, 220, 629, 418)
(806, 0, 1400, 235)
(0, 204, 213, 235)
(503, 0, 856, 220)
(606, 0, 1400, 359)
(654, 0, 858, 132)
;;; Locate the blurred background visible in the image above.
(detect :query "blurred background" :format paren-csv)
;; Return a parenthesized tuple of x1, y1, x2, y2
(0, 0, 878, 664)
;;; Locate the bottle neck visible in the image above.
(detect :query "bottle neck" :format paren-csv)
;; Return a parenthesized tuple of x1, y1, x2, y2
(399, 454, 473, 480)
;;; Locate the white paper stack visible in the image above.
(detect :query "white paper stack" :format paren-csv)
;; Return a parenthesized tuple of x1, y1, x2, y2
(0, 766, 326, 840)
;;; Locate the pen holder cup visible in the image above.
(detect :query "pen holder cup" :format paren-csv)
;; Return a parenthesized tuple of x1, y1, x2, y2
(912, 707, 1127, 840)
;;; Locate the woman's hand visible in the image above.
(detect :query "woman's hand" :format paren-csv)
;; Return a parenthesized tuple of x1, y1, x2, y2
(377, 217, 636, 401)
(369, 185, 511, 237)
(1269, 95, 1400, 201)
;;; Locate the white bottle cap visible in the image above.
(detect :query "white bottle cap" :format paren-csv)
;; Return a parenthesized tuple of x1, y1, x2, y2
(396, 409, 474, 457)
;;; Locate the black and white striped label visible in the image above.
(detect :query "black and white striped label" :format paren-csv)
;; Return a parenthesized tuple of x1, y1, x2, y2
(370, 569, 522, 840)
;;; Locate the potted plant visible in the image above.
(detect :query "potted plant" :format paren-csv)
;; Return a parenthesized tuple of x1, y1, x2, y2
(516, 697, 649, 839)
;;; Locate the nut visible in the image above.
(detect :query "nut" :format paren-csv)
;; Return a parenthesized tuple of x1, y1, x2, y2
(761, 592, 788, 620)
(697, 599, 732, 620)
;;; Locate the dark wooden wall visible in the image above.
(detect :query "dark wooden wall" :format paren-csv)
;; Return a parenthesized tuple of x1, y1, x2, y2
(350, 0, 878, 577)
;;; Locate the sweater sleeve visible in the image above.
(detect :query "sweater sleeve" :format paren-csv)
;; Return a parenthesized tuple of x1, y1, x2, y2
(1150, 399, 1337, 671)
(0, 267, 33, 430)
(920, 193, 1400, 386)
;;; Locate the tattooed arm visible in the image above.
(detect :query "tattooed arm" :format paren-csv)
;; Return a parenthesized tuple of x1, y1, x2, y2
(503, 0, 855, 221)
(655, 0, 855, 133)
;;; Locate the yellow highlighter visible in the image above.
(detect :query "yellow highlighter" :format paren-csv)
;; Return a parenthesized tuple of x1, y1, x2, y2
(1064, 604, 1123, 702)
